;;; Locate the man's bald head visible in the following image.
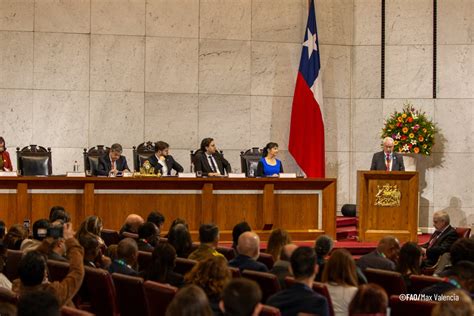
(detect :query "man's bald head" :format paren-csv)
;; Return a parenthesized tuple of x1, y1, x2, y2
(237, 232, 261, 259)
(123, 214, 144, 233)
(280, 244, 298, 261)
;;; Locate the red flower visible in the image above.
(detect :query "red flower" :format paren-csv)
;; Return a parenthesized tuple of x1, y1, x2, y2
(397, 122, 402, 127)
(407, 117, 413, 123)
(401, 135, 407, 140)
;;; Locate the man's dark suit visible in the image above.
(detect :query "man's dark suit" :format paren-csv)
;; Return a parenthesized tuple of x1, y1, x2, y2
(266, 283, 329, 316)
(108, 260, 138, 276)
(96, 154, 129, 176)
(356, 250, 396, 272)
(229, 254, 269, 272)
(147, 154, 184, 175)
(194, 151, 231, 176)
(370, 151, 405, 171)
(422, 225, 458, 266)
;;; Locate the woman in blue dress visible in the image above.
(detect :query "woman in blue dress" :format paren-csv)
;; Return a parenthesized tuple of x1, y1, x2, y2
(256, 142, 284, 177)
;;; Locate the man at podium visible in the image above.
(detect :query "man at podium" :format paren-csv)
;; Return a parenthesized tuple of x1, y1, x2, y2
(370, 137, 405, 171)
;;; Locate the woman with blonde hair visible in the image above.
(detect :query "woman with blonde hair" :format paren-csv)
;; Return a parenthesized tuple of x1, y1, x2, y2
(266, 228, 292, 262)
(322, 249, 358, 316)
(185, 256, 231, 315)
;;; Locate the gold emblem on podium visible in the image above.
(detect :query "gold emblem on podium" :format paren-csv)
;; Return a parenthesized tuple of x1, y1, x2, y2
(374, 183, 401, 207)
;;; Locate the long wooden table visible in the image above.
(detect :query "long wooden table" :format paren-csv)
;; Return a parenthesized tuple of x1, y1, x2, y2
(0, 176, 337, 241)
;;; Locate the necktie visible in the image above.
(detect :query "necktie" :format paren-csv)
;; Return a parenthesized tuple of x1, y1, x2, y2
(428, 231, 441, 248)
(386, 154, 391, 171)
(209, 156, 217, 173)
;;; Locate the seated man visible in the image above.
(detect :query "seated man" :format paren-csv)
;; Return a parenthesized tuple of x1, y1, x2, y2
(220, 278, 263, 316)
(421, 211, 459, 267)
(108, 238, 139, 276)
(119, 214, 144, 237)
(229, 232, 268, 272)
(266, 246, 329, 316)
(137, 222, 159, 252)
(188, 224, 225, 261)
(147, 211, 165, 232)
(13, 222, 84, 307)
(79, 233, 111, 269)
(96, 143, 129, 176)
(270, 243, 298, 288)
(147, 141, 184, 175)
(357, 236, 400, 272)
(421, 261, 474, 296)
(194, 138, 231, 176)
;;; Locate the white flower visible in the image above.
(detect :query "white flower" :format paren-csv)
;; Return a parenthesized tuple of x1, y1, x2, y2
(395, 133, 401, 140)
(402, 144, 410, 152)
(411, 140, 417, 145)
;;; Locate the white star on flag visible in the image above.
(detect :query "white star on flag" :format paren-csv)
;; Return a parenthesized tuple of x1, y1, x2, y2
(302, 28, 317, 59)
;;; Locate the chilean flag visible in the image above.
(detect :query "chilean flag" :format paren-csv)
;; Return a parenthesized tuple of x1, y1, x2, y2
(289, 0, 325, 178)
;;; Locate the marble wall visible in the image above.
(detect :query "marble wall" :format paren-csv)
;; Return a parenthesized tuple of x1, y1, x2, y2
(0, 0, 472, 229)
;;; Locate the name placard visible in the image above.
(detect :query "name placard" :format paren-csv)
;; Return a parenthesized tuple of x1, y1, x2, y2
(228, 173, 246, 178)
(178, 173, 197, 178)
(66, 172, 86, 177)
(0, 171, 17, 177)
(279, 173, 297, 178)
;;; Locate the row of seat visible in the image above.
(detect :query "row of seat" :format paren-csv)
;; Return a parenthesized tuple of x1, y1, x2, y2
(15, 143, 263, 176)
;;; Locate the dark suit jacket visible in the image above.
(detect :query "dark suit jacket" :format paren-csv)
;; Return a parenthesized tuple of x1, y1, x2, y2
(422, 226, 458, 266)
(356, 250, 396, 272)
(266, 283, 329, 316)
(270, 260, 292, 289)
(137, 239, 154, 252)
(229, 255, 269, 272)
(147, 154, 184, 175)
(370, 151, 405, 171)
(108, 260, 138, 276)
(96, 154, 129, 176)
(194, 151, 231, 176)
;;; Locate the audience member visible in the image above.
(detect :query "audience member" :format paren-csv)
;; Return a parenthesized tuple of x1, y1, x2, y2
(431, 289, 473, 316)
(421, 261, 474, 296)
(220, 278, 262, 316)
(0, 242, 12, 289)
(188, 224, 224, 261)
(166, 285, 213, 316)
(137, 222, 159, 251)
(267, 246, 328, 316)
(434, 237, 474, 277)
(357, 236, 400, 271)
(4, 224, 28, 250)
(49, 206, 71, 223)
(421, 211, 458, 267)
(231, 221, 251, 252)
(20, 219, 49, 252)
(270, 243, 298, 289)
(144, 242, 184, 287)
(229, 232, 267, 272)
(13, 222, 84, 307)
(79, 233, 111, 269)
(105, 244, 118, 261)
(348, 284, 388, 315)
(322, 249, 358, 316)
(147, 211, 165, 232)
(76, 216, 104, 242)
(314, 235, 334, 281)
(47, 237, 67, 262)
(108, 238, 138, 276)
(119, 214, 144, 236)
(397, 242, 422, 292)
(17, 290, 60, 316)
(185, 256, 231, 314)
(168, 223, 193, 258)
(0, 220, 6, 239)
(266, 228, 292, 262)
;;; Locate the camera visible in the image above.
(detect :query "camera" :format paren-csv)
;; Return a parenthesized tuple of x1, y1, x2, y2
(47, 225, 64, 239)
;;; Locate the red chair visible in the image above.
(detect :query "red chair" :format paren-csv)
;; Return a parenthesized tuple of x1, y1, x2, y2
(0, 287, 18, 305)
(242, 270, 281, 302)
(389, 295, 437, 316)
(364, 268, 407, 296)
(82, 267, 119, 316)
(284, 277, 335, 316)
(455, 227, 471, 238)
(230, 267, 241, 278)
(138, 251, 153, 271)
(112, 273, 147, 316)
(409, 275, 443, 294)
(259, 305, 281, 316)
(174, 257, 197, 275)
(257, 253, 275, 270)
(5, 249, 23, 281)
(101, 229, 120, 246)
(143, 280, 178, 316)
(121, 232, 139, 240)
(47, 259, 70, 282)
(217, 246, 236, 261)
(61, 306, 94, 316)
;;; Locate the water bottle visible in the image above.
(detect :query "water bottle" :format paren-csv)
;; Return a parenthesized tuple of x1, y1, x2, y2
(73, 160, 79, 172)
(190, 162, 194, 173)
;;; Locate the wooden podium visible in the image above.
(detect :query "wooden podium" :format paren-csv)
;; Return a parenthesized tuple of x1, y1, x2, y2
(357, 171, 419, 242)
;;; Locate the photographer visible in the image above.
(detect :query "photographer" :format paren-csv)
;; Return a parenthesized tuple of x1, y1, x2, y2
(13, 222, 84, 307)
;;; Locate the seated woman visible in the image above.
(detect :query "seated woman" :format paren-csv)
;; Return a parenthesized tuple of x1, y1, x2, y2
(0, 137, 12, 171)
(143, 242, 184, 288)
(256, 142, 283, 177)
(397, 242, 422, 293)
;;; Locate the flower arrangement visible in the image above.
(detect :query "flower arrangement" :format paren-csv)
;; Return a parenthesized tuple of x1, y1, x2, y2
(381, 102, 437, 156)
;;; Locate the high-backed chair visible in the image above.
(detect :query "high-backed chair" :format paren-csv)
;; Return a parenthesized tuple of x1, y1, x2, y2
(138, 250, 153, 271)
(229, 267, 241, 278)
(16, 145, 52, 176)
(190, 149, 224, 169)
(5, 249, 23, 281)
(259, 305, 281, 316)
(174, 257, 197, 275)
(242, 270, 281, 302)
(61, 307, 95, 316)
(82, 267, 119, 316)
(132, 141, 155, 172)
(83, 145, 109, 176)
(257, 252, 275, 270)
(112, 273, 147, 316)
(240, 147, 262, 177)
(364, 268, 407, 296)
(409, 275, 443, 294)
(217, 246, 236, 261)
(455, 227, 471, 238)
(47, 259, 70, 282)
(100, 229, 120, 246)
(143, 281, 178, 316)
(389, 295, 437, 316)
